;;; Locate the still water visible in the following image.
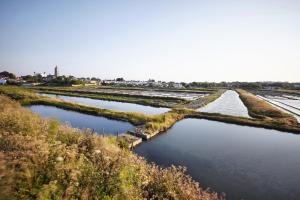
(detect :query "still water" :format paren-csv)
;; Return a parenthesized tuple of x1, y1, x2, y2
(40, 93, 170, 115)
(198, 90, 250, 118)
(28, 105, 135, 134)
(134, 118, 300, 200)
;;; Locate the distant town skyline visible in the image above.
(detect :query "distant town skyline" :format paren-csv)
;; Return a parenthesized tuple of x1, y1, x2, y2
(1, 0, 299, 82)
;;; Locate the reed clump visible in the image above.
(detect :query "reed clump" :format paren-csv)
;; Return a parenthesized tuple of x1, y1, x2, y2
(144, 108, 197, 134)
(0, 95, 222, 200)
(145, 112, 184, 133)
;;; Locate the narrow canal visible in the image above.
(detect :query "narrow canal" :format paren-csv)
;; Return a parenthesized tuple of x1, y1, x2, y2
(198, 90, 250, 118)
(28, 104, 300, 200)
(28, 105, 135, 134)
(134, 119, 300, 200)
(39, 93, 170, 115)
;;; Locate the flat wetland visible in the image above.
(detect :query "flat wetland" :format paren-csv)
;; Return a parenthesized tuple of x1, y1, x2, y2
(2, 86, 300, 200)
(39, 93, 170, 115)
(47, 86, 211, 100)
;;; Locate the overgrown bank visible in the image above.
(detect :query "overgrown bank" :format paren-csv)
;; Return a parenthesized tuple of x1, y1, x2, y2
(1, 86, 300, 137)
(0, 95, 221, 199)
(31, 86, 187, 108)
(188, 112, 300, 134)
(0, 86, 151, 125)
(0, 86, 197, 138)
(185, 90, 225, 109)
(236, 89, 298, 125)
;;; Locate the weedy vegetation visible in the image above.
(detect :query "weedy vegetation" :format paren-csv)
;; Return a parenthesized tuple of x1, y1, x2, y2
(1, 86, 299, 136)
(0, 86, 199, 136)
(31, 86, 187, 108)
(0, 95, 222, 200)
(185, 90, 225, 109)
(236, 89, 298, 125)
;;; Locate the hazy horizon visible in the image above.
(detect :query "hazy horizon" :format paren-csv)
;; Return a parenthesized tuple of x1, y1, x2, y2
(1, 0, 299, 82)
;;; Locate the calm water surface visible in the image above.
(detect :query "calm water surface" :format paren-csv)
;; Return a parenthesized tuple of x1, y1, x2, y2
(198, 90, 250, 118)
(40, 93, 170, 115)
(28, 105, 135, 134)
(91, 88, 206, 100)
(134, 119, 300, 200)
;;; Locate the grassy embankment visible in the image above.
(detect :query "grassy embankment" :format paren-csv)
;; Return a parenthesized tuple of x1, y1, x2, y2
(2, 86, 300, 136)
(30, 86, 188, 108)
(185, 89, 226, 109)
(0, 95, 221, 199)
(236, 89, 297, 123)
(189, 111, 300, 134)
(236, 89, 299, 128)
(186, 88, 300, 133)
(99, 85, 217, 93)
(0, 86, 193, 137)
(0, 86, 151, 125)
(144, 108, 196, 136)
(184, 89, 300, 134)
(27, 86, 228, 136)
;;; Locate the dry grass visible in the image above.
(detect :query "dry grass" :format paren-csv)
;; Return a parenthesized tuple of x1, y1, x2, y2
(0, 86, 196, 137)
(0, 95, 222, 200)
(236, 89, 298, 125)
(189, 112, 300, 134)
(2, 86, 299, 137)
(0, 85, 155, 125)
(144, 109, 196, 135)
(145, 112, 184, 134)
(31, 86, 187, 108)
(185, 90, 225, 109)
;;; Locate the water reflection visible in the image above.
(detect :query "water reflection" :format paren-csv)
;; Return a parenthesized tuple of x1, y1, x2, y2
(198, 90, 250, 118)
(134, 119, 300, 200)
(40, 93, 170, 115)
(28, 105, 135, 134)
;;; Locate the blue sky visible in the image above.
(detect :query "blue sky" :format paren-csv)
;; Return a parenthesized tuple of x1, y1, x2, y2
(0, 0, 299, 82)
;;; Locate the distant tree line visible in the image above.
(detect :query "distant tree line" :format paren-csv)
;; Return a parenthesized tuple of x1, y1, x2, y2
(21, 75, 42, 83)
(183, 81, 300, 90)
(46, 76, 84, 86)
(0, 70, 299, 89)
(0, 71, 16, 79)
